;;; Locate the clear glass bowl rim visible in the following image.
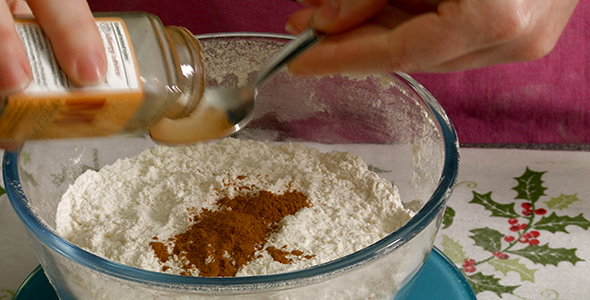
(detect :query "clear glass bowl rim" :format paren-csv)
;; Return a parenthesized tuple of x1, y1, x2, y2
(3, 32, 460, 288)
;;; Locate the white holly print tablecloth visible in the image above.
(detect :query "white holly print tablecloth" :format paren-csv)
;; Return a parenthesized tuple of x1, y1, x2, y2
(1, 147, 590, 299)
(435, 147, 590, 300)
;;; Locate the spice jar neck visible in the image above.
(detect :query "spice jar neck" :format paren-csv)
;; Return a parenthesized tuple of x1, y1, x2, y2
(161, 26, 205, 120)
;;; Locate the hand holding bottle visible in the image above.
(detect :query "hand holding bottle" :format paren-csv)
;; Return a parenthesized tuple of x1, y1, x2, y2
(0, 0, 106, 96)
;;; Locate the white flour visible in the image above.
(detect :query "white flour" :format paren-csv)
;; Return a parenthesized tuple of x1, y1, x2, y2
(56, 138, 413, 276)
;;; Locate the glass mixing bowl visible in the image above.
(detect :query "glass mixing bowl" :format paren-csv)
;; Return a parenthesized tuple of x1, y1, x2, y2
(4, 33, 459, 300)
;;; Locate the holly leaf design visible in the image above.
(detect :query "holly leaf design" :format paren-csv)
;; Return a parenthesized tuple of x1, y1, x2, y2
(533, 212, 590, 233)
(469, 228, 504, 253)
(469, 191, 519, 218)
(0, 186, 5, 197)
(466, 272, 519, 297)
(488, 258, 537, 282)
(506, 244, 583, 266)
(442, 206, 455, 229)
(512, 168, 547, 203)
(440, 234, 467, 264)
(545, 194, 580, 210)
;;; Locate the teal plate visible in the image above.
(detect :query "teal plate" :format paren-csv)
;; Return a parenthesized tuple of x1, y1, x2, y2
(14, 247, 475, 300)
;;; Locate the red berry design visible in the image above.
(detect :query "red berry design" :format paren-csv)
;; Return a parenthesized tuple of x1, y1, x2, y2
(521, 203, 532, 209)
(492, 251, 510, 259)
(508, 218, 519, 225)
(463, 258, 476, 273)
(522, 209, 533, 216)
(510, 225, 520, 232)
(519, 223, 528, 230)
(464, 266, 476, 273)
(519, 236, 529, 243)
(529, 239, 540, 245)
(529, 230, 540, 237)
(504, 235, 515, 242)
(535, 208, 547, 215)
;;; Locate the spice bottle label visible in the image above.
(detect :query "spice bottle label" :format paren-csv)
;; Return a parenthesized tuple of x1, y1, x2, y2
(1, 18, 143, 141)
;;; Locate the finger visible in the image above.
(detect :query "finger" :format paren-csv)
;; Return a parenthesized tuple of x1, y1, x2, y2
(27, 0, 106, 86)
(288, 28, 395, 75)
(0, 1, 32, 96)
(311, 0, 389, 33)
(288, 6, 414, 75)
(286, 2, 402, 35)
(286, 8, 314, 34)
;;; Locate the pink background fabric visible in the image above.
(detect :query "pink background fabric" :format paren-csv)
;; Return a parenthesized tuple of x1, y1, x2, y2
(89, 0, 589, 144)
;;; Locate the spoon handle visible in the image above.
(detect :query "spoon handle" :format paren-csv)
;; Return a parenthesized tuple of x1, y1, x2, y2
(252, 28, 322, 88)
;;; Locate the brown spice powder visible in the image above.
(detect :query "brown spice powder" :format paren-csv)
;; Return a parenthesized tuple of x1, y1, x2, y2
(149, 189, 313, 277)
(266, 246, 315, 264)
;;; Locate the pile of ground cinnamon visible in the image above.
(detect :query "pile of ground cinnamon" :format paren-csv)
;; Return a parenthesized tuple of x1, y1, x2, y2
(149, 189, 314, 277)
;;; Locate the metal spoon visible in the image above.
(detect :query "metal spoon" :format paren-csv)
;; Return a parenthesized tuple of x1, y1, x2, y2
(149, 29, 322, 144)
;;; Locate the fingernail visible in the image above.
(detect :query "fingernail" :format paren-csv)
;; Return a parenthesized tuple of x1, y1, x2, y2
(0, 61, 32, 96)
(75, 54, 106, 86)
(312, 0, 340, 29)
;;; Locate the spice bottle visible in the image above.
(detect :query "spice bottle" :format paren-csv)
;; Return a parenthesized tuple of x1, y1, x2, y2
(3, 12, 206, 145)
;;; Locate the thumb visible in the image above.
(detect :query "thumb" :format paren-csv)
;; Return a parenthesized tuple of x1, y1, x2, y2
(312, 0, 389, 33)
